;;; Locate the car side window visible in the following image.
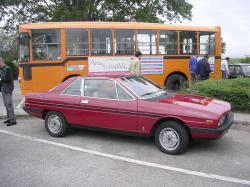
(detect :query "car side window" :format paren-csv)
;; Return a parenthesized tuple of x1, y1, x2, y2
(235, 66, 242, 75)
(84, 79, 118, 100)
(116, 84, 133, 101)
(229, 66, 235, 74)
(63, 78, 82, 96)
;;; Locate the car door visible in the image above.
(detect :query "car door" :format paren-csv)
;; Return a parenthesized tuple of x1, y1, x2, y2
(78, 78, 138, 132)
(228, 65, 236, 79)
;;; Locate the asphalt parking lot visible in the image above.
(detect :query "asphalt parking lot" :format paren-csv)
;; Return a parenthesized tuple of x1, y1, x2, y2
(0, 118, 250, 187)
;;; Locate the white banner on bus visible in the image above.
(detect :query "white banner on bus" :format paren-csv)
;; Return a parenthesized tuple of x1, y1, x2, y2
(88, 57, 135, 75)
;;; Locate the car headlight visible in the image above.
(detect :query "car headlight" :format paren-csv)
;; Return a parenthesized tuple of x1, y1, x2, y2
(218, 115, 226, 127)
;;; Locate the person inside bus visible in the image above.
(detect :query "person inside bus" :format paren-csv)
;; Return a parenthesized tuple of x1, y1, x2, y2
(129, 50, 142, 75)
(189, 55, 197, 84)
(196, 54, 211, 81)
(221, 57, 230, 79)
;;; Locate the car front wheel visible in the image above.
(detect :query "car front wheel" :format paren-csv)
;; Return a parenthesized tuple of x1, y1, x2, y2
(155, 121, 190, 155)
(45, 111, 68, 137)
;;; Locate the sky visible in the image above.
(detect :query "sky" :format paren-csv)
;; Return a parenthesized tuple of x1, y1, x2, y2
(179, 0, 250, 57)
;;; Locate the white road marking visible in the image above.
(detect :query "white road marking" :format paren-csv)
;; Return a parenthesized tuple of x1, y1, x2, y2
(16, 98, 25, 109)
(0, 129, 250, 186)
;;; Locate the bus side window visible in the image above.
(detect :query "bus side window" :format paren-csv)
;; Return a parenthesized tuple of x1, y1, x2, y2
(32, 29, 61, 61)
(200, 32, 215, 55)
(137, 30, 157, 55)
(159, 31, 178, 55)
(91, 29, 112, 55)
(66, 29, 88, 56)
(115, 30, 135, 55)
(180, 31, 197, 54)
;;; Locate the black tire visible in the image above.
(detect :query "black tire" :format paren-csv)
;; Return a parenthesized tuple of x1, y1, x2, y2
(166, 74, 187, 91)
(155, 121, 190, 155)
(45, 111, 68, 137)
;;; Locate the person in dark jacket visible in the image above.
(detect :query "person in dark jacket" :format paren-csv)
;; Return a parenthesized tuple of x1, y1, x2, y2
(196, 54, 211, 81)
(0, 57, 16, 126)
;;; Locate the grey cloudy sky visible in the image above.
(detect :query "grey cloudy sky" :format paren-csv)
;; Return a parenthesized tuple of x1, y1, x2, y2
(180, 0, 250, 57)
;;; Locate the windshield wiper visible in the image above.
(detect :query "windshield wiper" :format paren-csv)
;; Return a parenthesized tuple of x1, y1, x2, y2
(140, 90, 162, 97)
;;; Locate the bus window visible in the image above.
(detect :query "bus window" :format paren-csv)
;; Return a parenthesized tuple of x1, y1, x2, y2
(32, 29, 60, 60)
(19, 32, 30, 62)
(137, 30, 157, 55)
(180, 31, 197, 54)
(159, 31, 178, 55)
(115, 30, 135, 55)
(200, 32, 215, 55)
(66, 29, 88, 56)
(92, 29, 112, 55)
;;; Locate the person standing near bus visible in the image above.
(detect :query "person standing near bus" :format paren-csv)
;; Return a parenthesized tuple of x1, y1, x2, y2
(129, 50, 142, 75)
(0, 57, 16, 126)
(189, 55, 197, 84)
(196, 54, 211, 81)
(221, 57, 230, 79)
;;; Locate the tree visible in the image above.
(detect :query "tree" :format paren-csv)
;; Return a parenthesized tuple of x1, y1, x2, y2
(0, 0, 193, 33)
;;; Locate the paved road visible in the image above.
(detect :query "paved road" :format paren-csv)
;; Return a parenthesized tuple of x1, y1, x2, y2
(0, 118, 250, 187)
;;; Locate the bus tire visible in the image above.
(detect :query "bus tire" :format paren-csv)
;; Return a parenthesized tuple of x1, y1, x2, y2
(166, 74, 187, 91)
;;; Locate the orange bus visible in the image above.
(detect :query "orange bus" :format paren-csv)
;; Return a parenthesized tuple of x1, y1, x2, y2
(18, 22, 222, 95)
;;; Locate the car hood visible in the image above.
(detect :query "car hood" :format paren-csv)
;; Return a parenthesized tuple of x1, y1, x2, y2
(161, 93, 230, 114)
(141, 93, 231, 119)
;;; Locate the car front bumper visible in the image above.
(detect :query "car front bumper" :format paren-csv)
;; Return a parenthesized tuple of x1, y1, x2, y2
(190, 113, 234, 139)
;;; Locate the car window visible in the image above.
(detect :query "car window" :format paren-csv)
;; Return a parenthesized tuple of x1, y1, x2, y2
(229, 66, 235, 74)
(63, 78, 82, 96)
(235, 66, 242, 74)
(84, 79, 118, 100)
(120, 76, 163, 99)
(116, 84, 133, 101)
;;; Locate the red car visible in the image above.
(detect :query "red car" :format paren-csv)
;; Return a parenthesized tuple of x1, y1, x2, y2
(24, 76, 233, 155)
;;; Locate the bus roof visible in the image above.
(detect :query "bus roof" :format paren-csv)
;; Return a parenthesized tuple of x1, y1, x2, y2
(20, 22, 220, 32)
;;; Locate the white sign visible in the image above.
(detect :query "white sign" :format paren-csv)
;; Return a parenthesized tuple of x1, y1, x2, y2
(88, 57, 136, 75)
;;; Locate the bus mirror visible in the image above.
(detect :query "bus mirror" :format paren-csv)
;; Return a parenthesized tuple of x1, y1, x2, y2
(19, 33, 30, 45)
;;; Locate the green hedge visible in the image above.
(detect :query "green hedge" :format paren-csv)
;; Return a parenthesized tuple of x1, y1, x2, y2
(192, 78, 250, 112)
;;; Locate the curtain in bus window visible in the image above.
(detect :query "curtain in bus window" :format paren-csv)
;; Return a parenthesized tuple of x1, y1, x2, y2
(137, 30, 157, 55)
(180, 31, 197, 54)
(92, 29, 112, 55)
(66, 29, 88, 56)
(199, 32, 215, 55)
(32, 29, 60, 60)
(115, 30, 135, 55)
(159, 31, 178, 55)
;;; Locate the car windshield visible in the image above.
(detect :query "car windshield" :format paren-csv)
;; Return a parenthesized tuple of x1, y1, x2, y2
(242, 65, 250, 74)
(119, 76, 165, 99)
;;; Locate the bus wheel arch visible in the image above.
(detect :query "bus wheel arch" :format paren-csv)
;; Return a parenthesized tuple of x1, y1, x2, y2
(62, 74, 81, 82)
(165, 72, 188, 91)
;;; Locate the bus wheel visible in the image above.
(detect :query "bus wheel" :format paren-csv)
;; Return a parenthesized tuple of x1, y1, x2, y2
(166, 74, 187, 91)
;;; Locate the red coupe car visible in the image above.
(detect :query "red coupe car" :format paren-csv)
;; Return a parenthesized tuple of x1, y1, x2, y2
(24, 76, 233, 155)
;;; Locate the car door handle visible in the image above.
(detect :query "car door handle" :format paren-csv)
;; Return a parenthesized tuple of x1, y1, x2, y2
(81, 100, 89, 104)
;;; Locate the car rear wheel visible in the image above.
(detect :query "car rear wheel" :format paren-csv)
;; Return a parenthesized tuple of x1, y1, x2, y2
(45, 111, 68, 137)
(155, 121, 190, 155)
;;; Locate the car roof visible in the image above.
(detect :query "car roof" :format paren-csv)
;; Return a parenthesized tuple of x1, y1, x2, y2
(78, 75, 136, 79)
